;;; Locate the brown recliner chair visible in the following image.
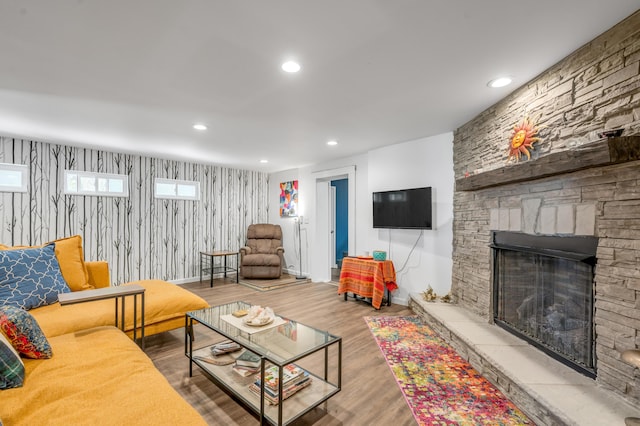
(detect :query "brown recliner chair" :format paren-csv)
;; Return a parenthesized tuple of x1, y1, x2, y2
(240, 224, 285, 279)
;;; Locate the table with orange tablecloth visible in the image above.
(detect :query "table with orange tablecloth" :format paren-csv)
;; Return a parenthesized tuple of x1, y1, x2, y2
(338, 257, 398, 309)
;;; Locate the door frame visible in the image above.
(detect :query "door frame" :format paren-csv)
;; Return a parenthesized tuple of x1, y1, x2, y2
(330, 185, 337, 268)
(312, 165, 356, 282)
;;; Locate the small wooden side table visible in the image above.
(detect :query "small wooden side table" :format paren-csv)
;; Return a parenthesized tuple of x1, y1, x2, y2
(58, 284, 145, 349)
(200, 251, 239, 287)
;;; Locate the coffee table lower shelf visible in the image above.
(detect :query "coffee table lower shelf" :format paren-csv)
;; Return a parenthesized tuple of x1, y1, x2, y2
(188, 346, 340, 425)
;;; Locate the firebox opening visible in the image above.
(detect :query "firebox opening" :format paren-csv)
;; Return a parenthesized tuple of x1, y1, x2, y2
(491, 231, 598, 378)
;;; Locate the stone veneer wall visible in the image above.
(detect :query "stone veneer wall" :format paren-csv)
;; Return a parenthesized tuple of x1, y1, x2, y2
(451, 11, 640, 402)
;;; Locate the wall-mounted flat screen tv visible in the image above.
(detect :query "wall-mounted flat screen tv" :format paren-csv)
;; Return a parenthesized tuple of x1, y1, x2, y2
(373, 187, 432, 229)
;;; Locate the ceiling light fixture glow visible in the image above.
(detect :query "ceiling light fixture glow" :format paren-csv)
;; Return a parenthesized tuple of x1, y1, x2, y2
(327, 140, 338, 146)
(193, 123, 207, 130)
(282, 61, 301, 73)
(488, 77, 512, 88)
(260, 159, 268, 163)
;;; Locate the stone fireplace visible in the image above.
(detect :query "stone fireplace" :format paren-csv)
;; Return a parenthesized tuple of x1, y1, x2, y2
(491, 231, 597, 377)
(450, 10, 640, 408)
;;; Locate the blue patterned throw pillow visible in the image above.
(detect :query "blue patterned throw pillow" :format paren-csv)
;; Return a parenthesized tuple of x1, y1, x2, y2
(0, 244, 70, 310)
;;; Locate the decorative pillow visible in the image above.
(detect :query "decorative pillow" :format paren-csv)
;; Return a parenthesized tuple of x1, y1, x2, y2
(0, 235, 92, 292)
(0, 305, 52, 359)
(0, 331, 24, 389)
(48, 235, 92, 291)
(0, 244, 70, 310)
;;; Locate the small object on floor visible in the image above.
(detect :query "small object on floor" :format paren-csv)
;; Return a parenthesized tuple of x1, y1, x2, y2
(232, 309, 248, 317)
(621, 350, 640, 425)
(422, 286, 437, 302)
(440, 293, 452, 303)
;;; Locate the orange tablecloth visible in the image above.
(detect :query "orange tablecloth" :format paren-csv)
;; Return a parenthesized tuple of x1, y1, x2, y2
(338, 257, 398, 309)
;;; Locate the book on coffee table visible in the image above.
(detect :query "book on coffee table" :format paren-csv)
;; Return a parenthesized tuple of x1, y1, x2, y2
(262, 364, 305, 389)
(232, 365, 260, 377)
(249, 371, 312, 405)
(210, 340, 242, 356)
(235, 350, 261, 368)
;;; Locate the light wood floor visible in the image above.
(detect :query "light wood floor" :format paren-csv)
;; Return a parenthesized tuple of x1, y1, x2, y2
(145, 278, 417, 426)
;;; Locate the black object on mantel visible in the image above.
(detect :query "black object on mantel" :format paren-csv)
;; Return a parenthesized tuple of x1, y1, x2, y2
(598, 128, 624, 138)
(455, 136, 640, 192)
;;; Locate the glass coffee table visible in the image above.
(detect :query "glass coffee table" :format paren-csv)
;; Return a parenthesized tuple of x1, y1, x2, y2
(185, 302, 342, 426)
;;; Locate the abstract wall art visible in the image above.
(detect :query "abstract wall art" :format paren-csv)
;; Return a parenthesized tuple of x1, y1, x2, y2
(279, 180, 298, 217)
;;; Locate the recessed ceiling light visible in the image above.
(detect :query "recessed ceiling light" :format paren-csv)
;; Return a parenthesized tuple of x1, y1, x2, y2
(260, 159, 268, 164)
(327, 140, 338, 146)
(282, 61, 301, 73)
(487, 77, 512, 88)
(193, 123, 207, 130)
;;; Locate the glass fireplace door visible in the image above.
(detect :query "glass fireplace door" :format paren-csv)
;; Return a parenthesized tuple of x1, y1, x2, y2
(492, 232, 596, 377)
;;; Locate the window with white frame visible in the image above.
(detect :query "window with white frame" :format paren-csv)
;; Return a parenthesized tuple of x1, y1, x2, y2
(154, 178, 200, 200)
(64, 170, 129, 197)
(0, 163, 28, 193)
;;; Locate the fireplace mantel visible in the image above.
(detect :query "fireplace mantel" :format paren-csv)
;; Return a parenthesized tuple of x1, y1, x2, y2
(456, 136, 640, 191)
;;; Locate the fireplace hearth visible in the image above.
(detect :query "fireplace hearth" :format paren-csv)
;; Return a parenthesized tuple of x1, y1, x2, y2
(491, 231, 598, 377)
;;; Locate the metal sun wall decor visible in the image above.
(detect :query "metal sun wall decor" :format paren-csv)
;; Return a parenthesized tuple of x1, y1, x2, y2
(279, 180, 298, 217)
(506, 115, 543, 163)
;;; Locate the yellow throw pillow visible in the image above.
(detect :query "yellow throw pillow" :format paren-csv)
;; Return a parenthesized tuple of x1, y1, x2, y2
(0, 244, 25, 251)
(47, 235, 93, 292)
(0, 235, 93, 292)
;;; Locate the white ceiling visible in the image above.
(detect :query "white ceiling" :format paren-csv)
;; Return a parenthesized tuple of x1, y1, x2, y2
(0, 1, 638, 173)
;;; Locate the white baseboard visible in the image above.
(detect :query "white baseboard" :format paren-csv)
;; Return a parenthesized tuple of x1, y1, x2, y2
(170, 271, 241, 285)
(392, 296, 409, 306)
(172, 269, 307, 283)
(169, 275, 211, 285)
(283, 268, 306, 277)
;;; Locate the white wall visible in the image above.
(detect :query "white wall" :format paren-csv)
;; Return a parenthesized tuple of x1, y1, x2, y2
(268, 132, 454, 305)
(269, 169, 301, 275)
(269, 155, 369, 279)
(367, 132, 454, 304)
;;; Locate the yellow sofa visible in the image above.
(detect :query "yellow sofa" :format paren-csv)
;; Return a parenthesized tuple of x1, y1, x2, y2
(0, 236, 211, 425)
(31, 262, 209, 339)
(1, 236, 209, 339)
(0, 326, 206, 425)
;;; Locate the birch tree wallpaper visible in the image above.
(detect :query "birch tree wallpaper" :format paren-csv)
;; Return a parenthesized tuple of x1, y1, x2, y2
(0, 137, 270, 285)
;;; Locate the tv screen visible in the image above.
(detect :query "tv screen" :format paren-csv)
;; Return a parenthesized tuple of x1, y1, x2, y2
(373, 187, 432, 229)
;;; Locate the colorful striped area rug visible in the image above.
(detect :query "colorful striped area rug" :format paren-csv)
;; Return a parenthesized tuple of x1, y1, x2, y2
(365, 316, 533, 426)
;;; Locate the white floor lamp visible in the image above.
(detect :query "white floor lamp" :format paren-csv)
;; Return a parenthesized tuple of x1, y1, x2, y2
(296, 216, 305, 279)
